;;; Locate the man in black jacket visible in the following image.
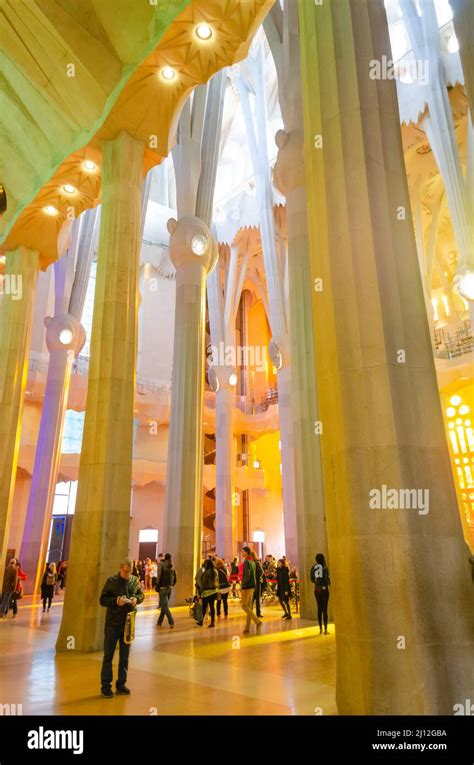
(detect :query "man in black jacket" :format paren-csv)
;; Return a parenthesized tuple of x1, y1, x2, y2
(156, 553, 177, 628)
(99, 558, 144, 698)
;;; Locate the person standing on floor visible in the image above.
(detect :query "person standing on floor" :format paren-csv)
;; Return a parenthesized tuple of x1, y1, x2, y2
(40, 562, 57, 613)
(276, 558, 292, 620)
(311, 553, 331, 635)
(99, 558, 144, 698)
(0, 559, 18, 618)
(251, 550, 264, 619)
(156, 553, 177, 628)
(240, 547, 263, 635)
(216, 558, 230, 618)
(10, 560, 27, 618)
(196, 559, 219, 628)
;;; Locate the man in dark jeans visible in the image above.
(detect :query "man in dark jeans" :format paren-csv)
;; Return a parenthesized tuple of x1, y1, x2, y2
(99, 558, 144, 698)
(156, 553, 177, 628)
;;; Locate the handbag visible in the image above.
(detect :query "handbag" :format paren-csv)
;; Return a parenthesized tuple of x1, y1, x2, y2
(15, 581, 23, 600)
(191, 599, 203, 622)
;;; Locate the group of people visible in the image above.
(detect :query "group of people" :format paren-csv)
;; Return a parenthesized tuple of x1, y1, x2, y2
(0, 558, 27, 618)
(95, 548, 330, 697)
(0, 558, 69, 618)
(132, 557, 162, 591)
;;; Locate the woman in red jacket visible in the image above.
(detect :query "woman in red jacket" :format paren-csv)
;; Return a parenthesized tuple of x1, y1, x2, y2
(10, 561, 27, 618)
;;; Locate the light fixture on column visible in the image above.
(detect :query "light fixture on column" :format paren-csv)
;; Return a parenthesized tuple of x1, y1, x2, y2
(82, 160, 97, 172)
(195, 23, 213, 41)
(59, 328, 73, 345)
(229, 372, 238, 387)
(191, 233, 208, 255)
(161, 66, 177, 81)
(44, 205, 59, 216)
(62, 184, 76, 194)
(253, 529, 265, 544)
(253, 459, 261, 469)
(208, 366, 219, 392)
(0, 184, 7, 215)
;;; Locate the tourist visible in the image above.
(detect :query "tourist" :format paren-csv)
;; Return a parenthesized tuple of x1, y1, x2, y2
(0, 559, 18, 618)
(40, 562, 57, 613)
(144, 557, 152, 591)
(10, 561, 27, 617)
(216, 558, 230, 618)
(196, 559, 219, 628)
(156, 553, 177, 628)
(150, 559, 158, 590)
(240, 546, 263, 634)
(276, 558, 291, 620)
(229, 556, 239, 599)
(251, 550, 264, 619)
(311, 553, 331, 635)
(99, 558, 144, 698)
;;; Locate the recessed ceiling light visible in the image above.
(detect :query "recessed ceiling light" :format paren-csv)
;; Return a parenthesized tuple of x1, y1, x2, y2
(59, 328, 73, 345)
(62, 184, 76, 194)
(44, 205, 59, 216)
(161, 66, 176, 81)
(195, 23, 213, 41)
(83, 160, 97, 172)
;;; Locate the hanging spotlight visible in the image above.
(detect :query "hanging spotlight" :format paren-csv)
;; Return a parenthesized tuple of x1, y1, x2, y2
(82, 160, 97, 172)
(44, 205, 59, 216)
(191, 233, 208, 255)
(229, 372, 238, 387)
(62, 184, 76, 194)
(161, 66, 177, 81)
(195, 23, 213, 41)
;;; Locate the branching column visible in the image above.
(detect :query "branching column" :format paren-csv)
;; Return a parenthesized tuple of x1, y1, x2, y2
(299, 0, 474, 713)
(56, 131, 144, 652)
(0, 247, 38, 588)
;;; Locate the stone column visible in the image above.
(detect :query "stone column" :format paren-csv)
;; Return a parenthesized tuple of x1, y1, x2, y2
(56, 130, 144, 652)
(299, 0, 474, 714)
(214, 367, 236, 561)
(163, 216, 217, 603)
(450, 0, 474, 119)
(0, 247, 38, 588)
(273, 128, 327, 620)
(20, 313, 85, 594)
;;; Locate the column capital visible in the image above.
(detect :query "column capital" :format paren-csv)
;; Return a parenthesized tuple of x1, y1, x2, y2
(167, 215, 218, 275)
(273, 128, 305, 196)
(44, 313, 86, 356)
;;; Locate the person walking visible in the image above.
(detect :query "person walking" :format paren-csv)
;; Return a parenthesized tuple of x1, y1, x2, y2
(10, 561, 27, 617)
(251, 550, 264, 619)
(229, 556, 239, 599)
(196, 559, 219, 628)
(240, 547, 263, 635)
(216, 558, 230, 618)
(0, 559, 18, 618)
(156, 553, 177, 628)
(144, 558, 152, 591)
(311, 553, 331, 634)
(99, 558, 144, 697)
(40, 562, 57, 613)
(150, 559, 158, 591)
(276, 558, 292, 620)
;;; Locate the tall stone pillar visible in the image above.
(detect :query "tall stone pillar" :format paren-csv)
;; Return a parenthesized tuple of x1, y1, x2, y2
(450, 0, 474, 119)
(214, 369, 235, 561)
(0, 247, 38, 587)
(163, 216, 217, 603)
(299, 0, 474, 713)
(274, 127, 327, 620)
(20, 313, 85, 594)
(56, 131, 144, 652)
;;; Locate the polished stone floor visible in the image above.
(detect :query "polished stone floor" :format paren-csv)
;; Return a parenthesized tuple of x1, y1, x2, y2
(0, 592, 336, 716)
